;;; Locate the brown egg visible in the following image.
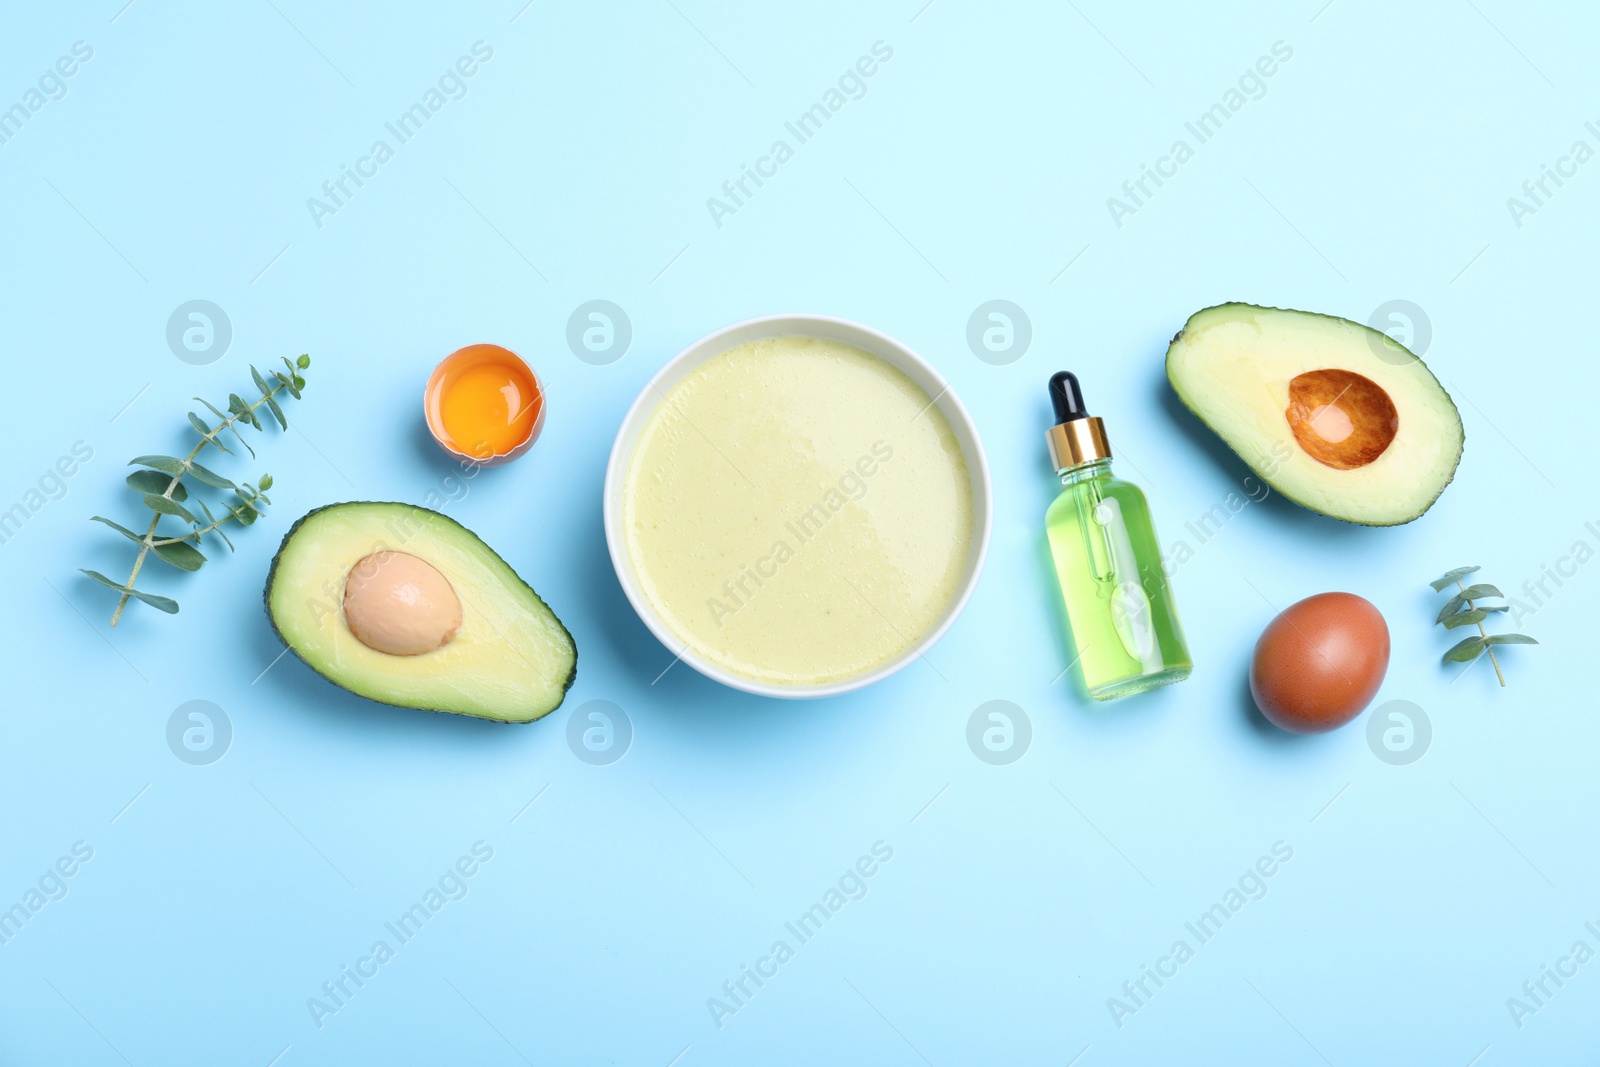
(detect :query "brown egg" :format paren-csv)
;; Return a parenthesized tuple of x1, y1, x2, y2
(1250, 592, 1389, 734)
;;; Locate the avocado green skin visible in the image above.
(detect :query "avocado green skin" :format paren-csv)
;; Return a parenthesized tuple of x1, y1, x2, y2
(1164, 302, 1464, 527)
(262, 501, 577, 723)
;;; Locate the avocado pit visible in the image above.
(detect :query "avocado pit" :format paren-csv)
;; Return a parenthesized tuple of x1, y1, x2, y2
(342, 551, 463, 656)
(1285, 368, 1398, 471)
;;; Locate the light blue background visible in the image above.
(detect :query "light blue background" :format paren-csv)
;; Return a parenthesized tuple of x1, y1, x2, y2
(2, 1, 1594, 1063)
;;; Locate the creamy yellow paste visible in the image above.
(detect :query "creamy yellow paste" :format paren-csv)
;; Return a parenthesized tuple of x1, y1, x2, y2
(622, 335, 974, 686)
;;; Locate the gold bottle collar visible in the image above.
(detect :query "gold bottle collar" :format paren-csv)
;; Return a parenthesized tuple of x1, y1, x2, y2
(1047, 417, 1111, 471)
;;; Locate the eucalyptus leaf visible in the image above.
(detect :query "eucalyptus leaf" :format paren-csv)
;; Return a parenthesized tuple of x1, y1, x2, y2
(143, 494, 197, 524)
(126, 587, 180, 613)
(1443, 635, 1487, 663)
(186, 462, 236, 490)
(90, 516, 146, 544)
(277, 362, 302, 398)
(250, 365, 271, 398)
(1442, 608, 1488, 629)
(187, 411, 224, 450)
(1486, 634, 1538, 645)
(265, 394, 287, 429)
(129, 455, 187, 476)
(80, 569, 129, 592)
(125, 470, 186, 500)
(232, 503, 258, 526)
(79, 570, 179, 613)
(228, 393, 247, 416)
(1457, 583, 1503, 601)
(1430, 566, 1480, 591)
(1436, 594, 1466, 623)
(196, 397, 229, 423)
(1481, 604, 1509, 613)
(229, 421, 257, 458)
(297, 354, 311, 369)
(198, 501, 235, 551)
(151, 539, 206, 571)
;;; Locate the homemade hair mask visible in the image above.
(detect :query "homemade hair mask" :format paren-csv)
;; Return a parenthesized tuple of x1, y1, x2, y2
(621, 335, 974, 687)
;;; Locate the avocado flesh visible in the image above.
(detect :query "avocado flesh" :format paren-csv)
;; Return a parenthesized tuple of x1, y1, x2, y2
(265, 502, 576, 722)
(1166, 303, 1464, 526)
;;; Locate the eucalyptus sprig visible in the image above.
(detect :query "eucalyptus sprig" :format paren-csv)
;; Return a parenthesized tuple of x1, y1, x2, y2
(1431, 566, 1537, 686)
(82, 356, 311, 625)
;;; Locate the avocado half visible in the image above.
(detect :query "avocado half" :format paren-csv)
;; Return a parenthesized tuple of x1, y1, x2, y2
(1165, 303, 1464, 526)
(264, 502, 576, 722)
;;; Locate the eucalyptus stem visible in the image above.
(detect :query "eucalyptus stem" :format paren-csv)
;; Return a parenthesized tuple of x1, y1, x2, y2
(85, 355, 310, 625)
(1430, 565, 1535, 685)
(149, 514, 231, 547)
(1456, 578, 1505, 688)
(108, 384, 286, 626)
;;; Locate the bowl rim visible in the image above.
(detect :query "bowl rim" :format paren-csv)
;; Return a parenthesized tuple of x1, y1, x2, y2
(602, 313, 993, 700)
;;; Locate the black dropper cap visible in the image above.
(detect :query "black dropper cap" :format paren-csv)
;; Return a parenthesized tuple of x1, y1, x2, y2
(1045, 370, 1111, 470)
(1049, 371, 1088, 423)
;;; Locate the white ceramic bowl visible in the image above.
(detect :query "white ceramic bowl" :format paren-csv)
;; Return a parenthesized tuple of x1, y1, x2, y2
(603, 314, 993, 699)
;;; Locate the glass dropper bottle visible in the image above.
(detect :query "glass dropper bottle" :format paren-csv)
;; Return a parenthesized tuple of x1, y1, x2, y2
(1043, 371, 1192, 700)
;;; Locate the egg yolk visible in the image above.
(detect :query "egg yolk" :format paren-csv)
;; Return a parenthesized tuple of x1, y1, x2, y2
(437, 360, 541, 459)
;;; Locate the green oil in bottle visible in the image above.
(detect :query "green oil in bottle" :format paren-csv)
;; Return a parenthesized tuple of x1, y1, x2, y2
(1043, 372, 1191, 701)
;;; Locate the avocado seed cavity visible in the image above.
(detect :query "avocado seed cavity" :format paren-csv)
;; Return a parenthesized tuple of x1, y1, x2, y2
(343, 551, 463, 656)
(1285, 369, 1399, 470)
